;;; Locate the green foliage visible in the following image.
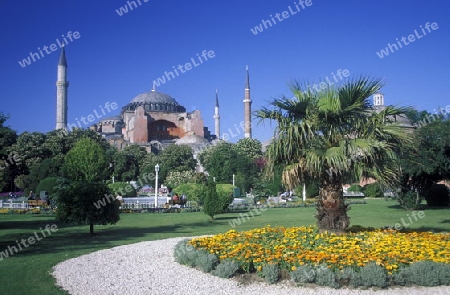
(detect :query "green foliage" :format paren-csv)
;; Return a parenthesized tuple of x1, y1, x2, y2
(173, 183, 206, 205)
(262, 263, 279, 284)
(173, 239, 198, 267)
(198, 141, 258, 193)
(165, 170, 195, 188)
(64, 137, 109, 182)
(36, 177, 59, 198)
(359, 262, 388, 288)
(396, 190, 422, 210)
(147, 144, 196, 184)
(397, 261, 450, 286)
(194, 249, 218, 273)
(212, 259, 239, 278)
(234, 138, 263, 160)
(216, 183, 234, 209)
(203, 181, 221, 219)
(290, 265, 315, 284)
(108, 182, 137, 197)
(362, 183, 383, 198)
(314, 264, 339, 288)
(54, 179, 120, 235)
(338, 267, 362, 287)
(424, 184, 449, 206)
(348, 184, 363, 192)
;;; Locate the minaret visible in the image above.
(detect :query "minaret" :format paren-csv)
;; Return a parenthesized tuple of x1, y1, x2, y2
(55, 47, 69, 130)
(243, 65, 252, 138)
(373, 92, 384, 106)
(214, 89, 220, 138)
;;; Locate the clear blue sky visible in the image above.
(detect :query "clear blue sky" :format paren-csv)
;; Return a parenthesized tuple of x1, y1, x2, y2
(1, 0, 449, 142)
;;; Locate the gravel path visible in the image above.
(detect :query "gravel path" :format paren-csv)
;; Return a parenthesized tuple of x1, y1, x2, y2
(52, 237, 450, 295)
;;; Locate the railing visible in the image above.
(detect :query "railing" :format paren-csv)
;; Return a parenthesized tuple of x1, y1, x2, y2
(0, 201, 28, 209)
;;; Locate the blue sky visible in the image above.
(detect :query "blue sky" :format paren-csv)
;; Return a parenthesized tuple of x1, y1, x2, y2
(0, 0, 449, 142)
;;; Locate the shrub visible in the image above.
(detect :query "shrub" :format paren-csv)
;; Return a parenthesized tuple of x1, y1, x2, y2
(173, 239, 198, 267)
(424, 184, 449, 207)
(216, 184, 234, 210)
(203, 181, 222, 219)
(359, 262, 388, 288)
(314, 264, 339, 288)
(363, 183, 383, 198)
(338, 267, 362, 287)
(195, 249, 218, 273)
(398, 261, 450, 286)
(396, 190, 422, 210)
(173, 183, 206, 205)
(290, 265, 315, 285)
(212, 259, 239, 278)
(262, 263, 279, 284)
(348, 184, 363, 192)
(107, 182, 137, 198)
(36, 177, 59, 199)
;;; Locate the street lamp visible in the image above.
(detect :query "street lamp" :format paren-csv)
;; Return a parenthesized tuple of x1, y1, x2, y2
(155, 163, 160, 208)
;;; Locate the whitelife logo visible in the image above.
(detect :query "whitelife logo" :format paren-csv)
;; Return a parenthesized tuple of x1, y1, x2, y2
(18, 31, 81, 68)
(376, 22, 439, 59)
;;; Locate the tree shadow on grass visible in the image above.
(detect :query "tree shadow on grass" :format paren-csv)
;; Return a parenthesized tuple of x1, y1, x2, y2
(0, 220, 216, 259)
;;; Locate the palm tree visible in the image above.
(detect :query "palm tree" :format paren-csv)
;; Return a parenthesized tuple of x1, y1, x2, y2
(257, 77, 412, 232)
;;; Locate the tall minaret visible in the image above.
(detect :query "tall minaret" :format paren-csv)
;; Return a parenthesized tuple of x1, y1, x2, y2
(214, 89, 220, 138)
(55, 47, 69, 130)
(243, 65, 252, 138)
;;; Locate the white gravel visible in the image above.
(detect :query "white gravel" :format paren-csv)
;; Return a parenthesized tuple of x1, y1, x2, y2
(52, 237, 450, 295)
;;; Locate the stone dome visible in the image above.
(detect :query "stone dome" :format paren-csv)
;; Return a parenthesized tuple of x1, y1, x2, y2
(130, 91, 178, 104)
(122, 90, 186, 113)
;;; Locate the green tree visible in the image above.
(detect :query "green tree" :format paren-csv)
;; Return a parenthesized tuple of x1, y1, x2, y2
(55, 179, 119, 235)
(0, 114, 18, 192)
(235, 138, 263, 160)
(57, 138, 119, 235)
(257, 77, 412, 232)
(399, 119, 450, 208)
(64, 137, 109, 182)
(198, 141, 258, 193)
(203, 180, 221, 219)
(140, 144, 196, 184)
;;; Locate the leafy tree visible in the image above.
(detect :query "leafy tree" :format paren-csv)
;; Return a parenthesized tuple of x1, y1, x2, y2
(235, 138, 263, 160)
(399, 120, 450, 208)
(257, 77, 412, 232)
(0, 114, 18, 192)
(57, 137, 119, 235)
(140, 144, 196, 184)
(55, 179, 119, 235)
(165, 170, 195, 188)
(198, 141, 258, 193)
(36, 177, 59, 198)
(112, 144, 148, 181)
(203, 180, 221, 219)
(108, 182, 137, 198)
(64, 137, 109, 182)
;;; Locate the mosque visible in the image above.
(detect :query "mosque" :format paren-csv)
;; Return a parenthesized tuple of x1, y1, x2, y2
(55, 48, 253, 152)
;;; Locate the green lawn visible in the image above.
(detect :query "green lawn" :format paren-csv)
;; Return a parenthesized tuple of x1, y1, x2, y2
(0, 199, 448, 295)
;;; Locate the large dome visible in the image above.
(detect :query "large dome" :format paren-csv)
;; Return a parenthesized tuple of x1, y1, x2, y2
(122, 90, 186, 113)
(130, 90, 178, 104)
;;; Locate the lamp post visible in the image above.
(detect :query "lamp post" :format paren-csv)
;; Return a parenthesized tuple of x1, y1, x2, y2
(155, 164, 160, 208)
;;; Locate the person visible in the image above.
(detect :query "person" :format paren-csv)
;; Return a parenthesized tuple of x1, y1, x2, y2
(181, 194, 186, 207)
(172, 193, 179, 204)
(28, 191, 35, 200)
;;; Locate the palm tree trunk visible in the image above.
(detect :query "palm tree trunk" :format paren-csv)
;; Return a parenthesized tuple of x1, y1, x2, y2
(316, 179, 350, 233)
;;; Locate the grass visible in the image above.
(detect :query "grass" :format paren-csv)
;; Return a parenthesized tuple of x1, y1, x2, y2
(0, 199, 448, 295)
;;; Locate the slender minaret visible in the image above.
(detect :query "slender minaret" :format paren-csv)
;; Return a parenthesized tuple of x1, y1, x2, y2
(55, 47, 69, 130)
(243, 65, 252, 138)
(214, 89, 220, 138)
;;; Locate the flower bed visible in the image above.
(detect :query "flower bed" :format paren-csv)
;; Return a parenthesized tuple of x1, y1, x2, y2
(178, 226, 450, 288)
